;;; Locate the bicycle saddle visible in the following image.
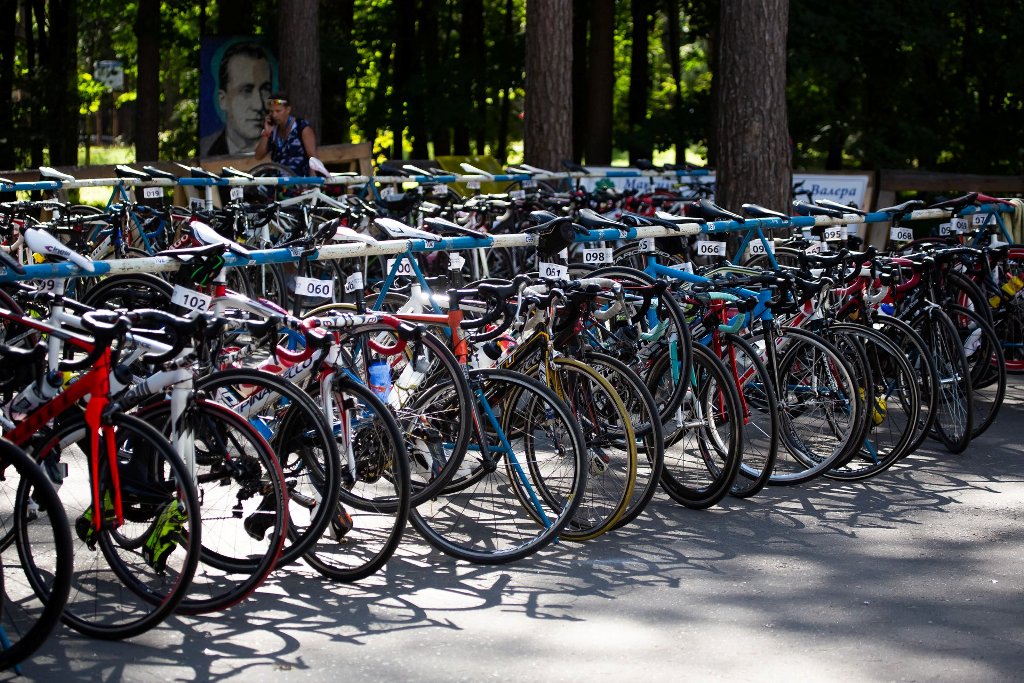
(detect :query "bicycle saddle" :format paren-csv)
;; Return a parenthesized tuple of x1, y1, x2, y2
(190, 220, 252, 258)
(792, 200, 844, 218)
(742, 203, 789, 220)
(577, 208, 627, 231)
(423, 216, 486, 239)
(115, 165, 151, 181)
(142, 166, 179, 181)
(38, 166, 75, 182)
(372, 216, 440, 242)
(24, 227, 96, 273)
(694, 198, 744, 223)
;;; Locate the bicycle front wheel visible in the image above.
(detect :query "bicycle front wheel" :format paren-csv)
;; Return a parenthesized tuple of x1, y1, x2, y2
(0, 439, 72, 669)
(410, 369, 587, 564)
(655, 343, 744, 509)
(22, 412, 201, 640)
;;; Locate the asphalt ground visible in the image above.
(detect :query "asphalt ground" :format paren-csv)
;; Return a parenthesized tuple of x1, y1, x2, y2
(8, 378, 1024, 682)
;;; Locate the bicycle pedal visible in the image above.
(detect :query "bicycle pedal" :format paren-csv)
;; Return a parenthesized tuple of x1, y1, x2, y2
(243, 492, 279, 541)
(331, 507, 354, 542)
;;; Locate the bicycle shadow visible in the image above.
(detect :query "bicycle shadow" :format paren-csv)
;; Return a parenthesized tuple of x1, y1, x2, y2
(11, 393, 1024, 681)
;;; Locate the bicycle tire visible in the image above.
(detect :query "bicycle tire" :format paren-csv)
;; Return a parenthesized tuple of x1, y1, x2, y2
(947, 304, 1005, 439)
(301, 376, 410, 582)
(912, 308, 974, 453)
(869, 314, 940, 455)
(581, 351, 665, 530)
(719, 332, 779, 498)
(77, 273, 174, 311)
(823, 323, 922, 480)
(761, 326, 864, 486)
(22, 412, 201, 640)
(654, 343, 744, 509)
(409, 369, 588, 564)
(134, 399, 288, 615)
(195, 368, 342, 567)
(0, 439, 72, 669)
(531, 357, 636, 542)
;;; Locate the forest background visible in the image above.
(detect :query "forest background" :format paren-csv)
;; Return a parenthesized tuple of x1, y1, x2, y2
(1, 0, 1022, 211)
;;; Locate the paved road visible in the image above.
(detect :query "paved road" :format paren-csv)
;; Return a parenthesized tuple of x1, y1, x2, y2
(11, 380, 1024, 682)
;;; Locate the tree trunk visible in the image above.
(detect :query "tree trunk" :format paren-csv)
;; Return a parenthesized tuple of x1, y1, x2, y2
(278, 0, 321, 139)
(135, 0, 161, 162)
(390, 0, 415, 158)
(571, 0, 588, 163)
(524, 0, 572, 171)
(713, 0, 790, 212)
(627, 0, 652, 164)
(217, 0, 253, 35)
(408, 0, 434, 159)
(0, 0, 16, 170)
(40, 0, 77, 165)
(664, 0, 687, 161)
(584, 0, 614, 165)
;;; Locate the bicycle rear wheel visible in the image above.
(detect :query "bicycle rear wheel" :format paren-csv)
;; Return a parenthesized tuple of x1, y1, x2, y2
(410, 369, 587, 564)
(135, 400, 288, 615)
(913, 309, 974, 453)
(302, 376, 410, 582)
(824, 324, 921, 480)
(196, 369, 341, 567)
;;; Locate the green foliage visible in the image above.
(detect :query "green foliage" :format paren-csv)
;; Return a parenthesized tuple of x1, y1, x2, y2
(4, 0, 1024, 179)
(78, 74, 106, 115)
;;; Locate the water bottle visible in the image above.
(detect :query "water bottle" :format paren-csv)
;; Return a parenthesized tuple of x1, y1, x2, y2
(8, 371, 63, 416)
(368, 359, 392, 401)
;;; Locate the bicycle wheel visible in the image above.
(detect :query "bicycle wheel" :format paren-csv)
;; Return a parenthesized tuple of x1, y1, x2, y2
(314, 317, 474, 505)
(870, 314, 939, 455)
(654, 343, 743, 509)
(301, 376, 411, 582)
(539, 357, 637, 542)
(719, 332, 779, 498)
(77, 273, 174, 311)
(134, 399, 288, 615)
(993, 291, 1024, 374)
(912, 308, 974, 453)
(196, 369, 341, 567)
(22, 412, 201, 640)
(0, 439, 72, 669)
(742, 246, 804, 269)
(947, 304, 1005, 439)
(824, 324, 921, 480)
(587, 265, 693, 421)
(410, 369, 587, 564)
(581, 351, 665, 530)
(763, 326, 863, 486)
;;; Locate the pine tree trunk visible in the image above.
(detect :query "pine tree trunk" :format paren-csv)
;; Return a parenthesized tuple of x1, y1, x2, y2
(524, 0, 572, 171)
(571, 0, 588, 163)
(713, 0, 791, 212)
(584, 0, 614, 165)
(135, 0, 161, 162)
(278, 0, 321, 140)
(627, 0, 652, 164)
(0, 0, 17, 170)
